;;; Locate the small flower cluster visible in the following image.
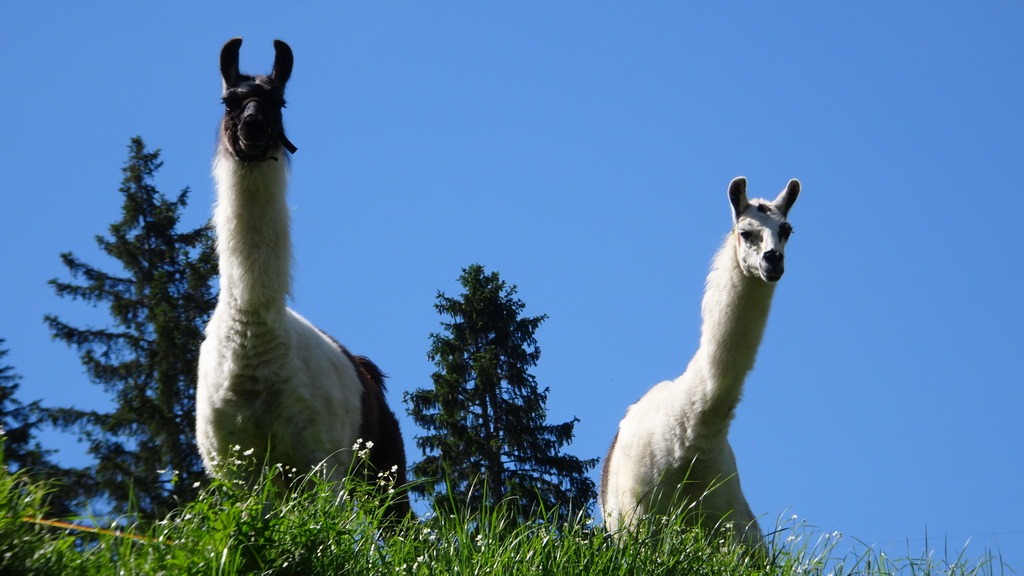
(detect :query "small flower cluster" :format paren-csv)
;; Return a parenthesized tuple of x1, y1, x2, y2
(376, 464, 400, 494)
(351, 438, 374, 460)
(774, 513, 849, 575)
(350, 438, 400, 492)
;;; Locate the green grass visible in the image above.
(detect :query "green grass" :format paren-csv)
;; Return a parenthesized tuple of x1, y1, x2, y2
(0, 457, 1013, 575)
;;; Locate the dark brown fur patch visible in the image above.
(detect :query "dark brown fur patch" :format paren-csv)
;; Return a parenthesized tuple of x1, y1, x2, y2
(350, 353, 411, 520)
(318, 328, 410, 520)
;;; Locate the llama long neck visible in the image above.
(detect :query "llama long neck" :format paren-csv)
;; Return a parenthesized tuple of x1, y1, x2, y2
(684, 233, 776, 443)
(212, 147, 292, 313)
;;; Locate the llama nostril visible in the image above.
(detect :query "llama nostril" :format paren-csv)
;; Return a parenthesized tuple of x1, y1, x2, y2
(763, 250, 783, 265)
(239, 113, 268, 145)
(241, 115, 265, 129)
(241, 101, 266, 125)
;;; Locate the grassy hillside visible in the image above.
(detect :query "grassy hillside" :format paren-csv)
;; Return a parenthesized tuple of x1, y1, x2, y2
(0, 455, 1009, 575)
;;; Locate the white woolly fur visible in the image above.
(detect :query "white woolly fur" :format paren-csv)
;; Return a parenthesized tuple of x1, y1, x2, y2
(601, 177, 800, 549)
(196, 147, 364, 481)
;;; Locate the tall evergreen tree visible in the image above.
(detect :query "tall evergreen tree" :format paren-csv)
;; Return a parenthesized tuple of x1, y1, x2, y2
(44, 137, 217, 518)
(0, 339, 52, 473)
(405, 264, 598, 520)
(0, 340, 84, 517)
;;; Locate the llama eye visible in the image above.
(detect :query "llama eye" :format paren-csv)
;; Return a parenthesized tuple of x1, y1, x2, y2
(739, 230, 755, 242)
(779, 223, 793, 241)
(222, 94, 243, 111)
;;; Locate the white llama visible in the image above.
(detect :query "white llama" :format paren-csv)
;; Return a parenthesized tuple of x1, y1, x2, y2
(196, 38, 407, 515)
(600, 176, 800, 547)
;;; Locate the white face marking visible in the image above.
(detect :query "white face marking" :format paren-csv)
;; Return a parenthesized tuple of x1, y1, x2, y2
(735, 201, 792, 282)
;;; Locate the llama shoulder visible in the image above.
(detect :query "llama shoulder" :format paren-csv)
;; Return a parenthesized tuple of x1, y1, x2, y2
(616, 378, 689, 451)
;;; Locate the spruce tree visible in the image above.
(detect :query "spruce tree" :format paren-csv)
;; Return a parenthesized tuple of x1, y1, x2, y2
(405, 264, 598, 520)
(44, 137, 217, 518)
(0, 340, 85, 517)
(0, 339, 52, 473)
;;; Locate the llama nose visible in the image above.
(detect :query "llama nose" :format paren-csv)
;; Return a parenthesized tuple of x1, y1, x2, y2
(241, 101, 267, 127)
(241, 115, 265, 133)
(240, 101, 268, 143)
(763, 249, 784, 267)
(242, 99, 263, 120)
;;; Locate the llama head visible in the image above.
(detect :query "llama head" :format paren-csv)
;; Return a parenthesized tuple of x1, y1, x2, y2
(219, 38, 297, 162)
(728, 177, 800, 283)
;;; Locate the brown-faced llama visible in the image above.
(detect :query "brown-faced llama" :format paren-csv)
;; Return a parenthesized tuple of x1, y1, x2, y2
(196, 38, 407, 516)
(600, 176, 800, 548)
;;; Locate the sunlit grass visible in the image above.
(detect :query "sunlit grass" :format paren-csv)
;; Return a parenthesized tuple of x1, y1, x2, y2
(0, 447, 1013, 575)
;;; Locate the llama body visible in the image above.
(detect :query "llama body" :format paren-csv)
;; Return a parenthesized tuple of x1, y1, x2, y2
(601, 177, 800, 547)
(196, 39, 407, 511)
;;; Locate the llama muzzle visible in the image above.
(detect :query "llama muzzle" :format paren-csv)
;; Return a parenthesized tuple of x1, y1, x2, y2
(761, 250, 784, 282)
(239, 100, 270, 148)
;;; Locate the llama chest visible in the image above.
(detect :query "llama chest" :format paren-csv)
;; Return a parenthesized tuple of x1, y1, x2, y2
(196, 308, 367, 473)
(611, 371, 742, 489)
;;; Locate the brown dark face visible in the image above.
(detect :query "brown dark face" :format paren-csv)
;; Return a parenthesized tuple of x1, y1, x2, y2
(221, 79, 288, 161)
(219, 38, 296, 162)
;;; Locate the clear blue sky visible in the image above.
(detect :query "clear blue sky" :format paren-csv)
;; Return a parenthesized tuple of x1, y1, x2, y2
(2, 1, 1021, 567)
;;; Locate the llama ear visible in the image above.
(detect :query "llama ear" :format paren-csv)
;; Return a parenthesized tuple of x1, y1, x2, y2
(728, 177, 749, 222)
(220, 37, 243, 89)
(271, 40, 293, 87)
(773, 179, 800, 217)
